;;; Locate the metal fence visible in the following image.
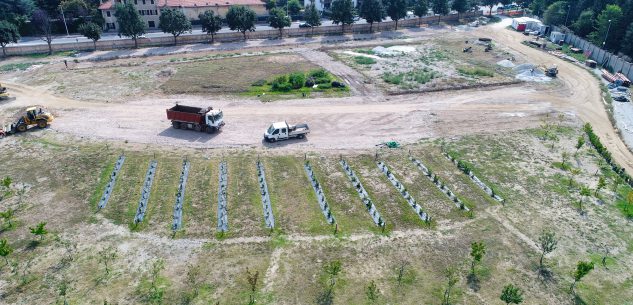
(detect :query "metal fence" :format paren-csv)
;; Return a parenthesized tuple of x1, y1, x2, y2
(4, 12, 480, 56)
(554, 26, 633, 81)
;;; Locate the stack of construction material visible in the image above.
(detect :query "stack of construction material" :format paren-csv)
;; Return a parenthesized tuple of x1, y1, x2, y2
(172, 160, 190, 232)
(615, 73, 631, 87)
(376, 161, 430, 222)
(257, 161, 275, 229)
(340, 159, 385, 227)
(601, 69, 617, 83)
(98, 155, 126, 210)
(217, 161, 228, 232)
(134, 160, 158, 224)
(304, 161, 335, 224)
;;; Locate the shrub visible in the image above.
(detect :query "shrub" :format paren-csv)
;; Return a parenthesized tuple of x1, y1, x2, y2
(383, 72, 403, 85)
(252, 79, 267, 86)
(354, 56, 376, 65)
(317, 82, 332, 89)
(458, 67, 494, 77)
(288, 72, 306, 89)
(271, 75, 291, 91)
(309, 68, 329, 79)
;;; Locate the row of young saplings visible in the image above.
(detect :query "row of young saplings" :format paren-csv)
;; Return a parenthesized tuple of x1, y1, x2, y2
(443, 151, 505, 203)
(97, 154, 482, 233)
(409, 156, 470, 211)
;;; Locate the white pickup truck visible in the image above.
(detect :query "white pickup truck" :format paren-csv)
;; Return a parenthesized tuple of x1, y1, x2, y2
(264, 121, 310, 142)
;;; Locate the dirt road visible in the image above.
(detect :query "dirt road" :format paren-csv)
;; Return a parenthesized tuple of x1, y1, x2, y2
(2, 20, 632, 173)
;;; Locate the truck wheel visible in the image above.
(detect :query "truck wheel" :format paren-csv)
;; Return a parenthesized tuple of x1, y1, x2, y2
(194, 125, 202, 132)
(36, 120, 48, 129)
(179, 123, 188, 130)
(16, 124, 27, 132)
(269, 138, 276, 143)
(206, 126, 216, 134)
(297, 134, 305, 139)
(172, 121, 181, 129)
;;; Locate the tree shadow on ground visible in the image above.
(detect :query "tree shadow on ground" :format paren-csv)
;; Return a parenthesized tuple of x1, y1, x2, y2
(538, 267, 556, 283)
(467, 273, 480, 292)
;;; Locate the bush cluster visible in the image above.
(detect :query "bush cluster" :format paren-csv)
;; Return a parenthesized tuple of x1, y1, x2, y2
(266, 69, 340, 92)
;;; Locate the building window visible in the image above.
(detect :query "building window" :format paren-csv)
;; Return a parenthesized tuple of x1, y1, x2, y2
(150, 0, 154, 3)
(107, 23, 116, 29)
(154, 10, 158, 14)
(148, 21, 155, 28)
(134, 0, 138, 4)
(139, 10, 145, 15)
(142, 0, 146, 4)
(106, 11, 111, 17)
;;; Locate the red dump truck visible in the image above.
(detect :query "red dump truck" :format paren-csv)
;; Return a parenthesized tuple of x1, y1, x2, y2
(166, 104, 225, 133)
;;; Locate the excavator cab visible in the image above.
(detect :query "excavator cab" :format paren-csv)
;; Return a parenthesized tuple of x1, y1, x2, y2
(0, 83, 9, 100)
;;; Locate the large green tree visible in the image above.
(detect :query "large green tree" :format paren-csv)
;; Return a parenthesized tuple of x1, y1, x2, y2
(287, 0, 302, 16)
(114, 2, 146, 48)
(385, 0, 407, 30)
(431, 0, 449, 23)
(359, 0, 384, 32)
(452, 0, 468, 19)
(199, 10, 223, 43)
(543, 1, 569, 26)
(159, 8, 192, 45)
(268, 7, 291, 38)
(0, 20, 20, 56)
(621, 22, 633, 58)
(331, 0, 355, 32)
(413, 0, 428, 26)
(0, 0, 35, 25)
(226, 5, 257, 40)
(589, 4, 623, 51)
(572, 10, 594, 37)
(78, 21, 101, 51)
(304, 2, 321, 27)
(571, 261, 594, 294)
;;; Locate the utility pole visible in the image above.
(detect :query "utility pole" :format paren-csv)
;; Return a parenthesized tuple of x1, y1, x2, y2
(564, 4, 571, 26)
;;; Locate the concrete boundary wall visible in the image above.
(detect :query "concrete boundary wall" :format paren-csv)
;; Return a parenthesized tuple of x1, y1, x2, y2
(554, 26, 633, 81)
(4, 12, 480, 56)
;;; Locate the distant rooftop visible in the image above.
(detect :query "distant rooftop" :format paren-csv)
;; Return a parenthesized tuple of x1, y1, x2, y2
(99, 0, 264, 10)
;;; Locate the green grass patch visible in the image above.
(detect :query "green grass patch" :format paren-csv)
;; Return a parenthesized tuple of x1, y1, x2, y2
(382, 69, 438, 86)
(457, 67, 494, 77)
(247, 68, 349, 98)
(562, 44, 588, 62)
(0, 62, 46, 72)
(354, 56, 376, 65)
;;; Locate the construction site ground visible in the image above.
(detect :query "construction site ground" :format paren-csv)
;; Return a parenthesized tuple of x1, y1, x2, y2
(1, 18, 632, 304)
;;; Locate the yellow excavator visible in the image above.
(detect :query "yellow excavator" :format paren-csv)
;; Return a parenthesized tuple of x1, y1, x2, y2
(1, 107, 54, 137)
(0, 83, 8, 100)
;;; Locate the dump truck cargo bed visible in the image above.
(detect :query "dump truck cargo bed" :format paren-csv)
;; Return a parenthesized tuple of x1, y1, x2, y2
(166, 105, 211, 124)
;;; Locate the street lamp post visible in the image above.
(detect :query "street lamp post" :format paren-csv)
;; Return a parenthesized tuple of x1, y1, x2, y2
(564, 4, 571, 26)
(602, 19, 612, 48)
(60, 6, 70, 37)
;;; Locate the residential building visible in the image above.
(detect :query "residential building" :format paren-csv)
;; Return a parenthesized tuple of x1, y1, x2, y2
(303, 0, 358, 12)
(99, 0, 267, 31)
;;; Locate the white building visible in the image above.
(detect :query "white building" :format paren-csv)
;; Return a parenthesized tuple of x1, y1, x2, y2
(304, 0, 359, 12)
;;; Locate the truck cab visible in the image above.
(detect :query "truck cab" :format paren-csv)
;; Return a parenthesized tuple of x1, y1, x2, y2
(264, 121, 309, 142)
(205, 109, 224, 131)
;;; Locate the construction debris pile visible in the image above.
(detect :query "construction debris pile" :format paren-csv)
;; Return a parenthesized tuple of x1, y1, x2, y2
(513, 63, 552, 82)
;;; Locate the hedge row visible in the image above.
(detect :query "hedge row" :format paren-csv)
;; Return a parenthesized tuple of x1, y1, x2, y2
(583, 123, 633, 187)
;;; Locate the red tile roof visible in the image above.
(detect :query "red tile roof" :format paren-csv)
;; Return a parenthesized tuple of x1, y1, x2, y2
(98, 0, 264, 10)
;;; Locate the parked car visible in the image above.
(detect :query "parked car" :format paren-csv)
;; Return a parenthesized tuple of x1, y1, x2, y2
(299, 22, 312, 28)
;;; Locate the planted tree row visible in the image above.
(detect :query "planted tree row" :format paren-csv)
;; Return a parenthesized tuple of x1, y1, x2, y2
(97, 155, 126, 210)
(133, 160, 158, 225)
(409, 156, 469, 211)
(171, 160, 190, 232)
(584, 123, 633, 187)
(443, 151, 504, 203)
(217, 161, 229, 232)
(304, 161, 335, 224)
(340, 159, 385, 227)
(256, 161, 275, 229)
(376, 161, 431, 222)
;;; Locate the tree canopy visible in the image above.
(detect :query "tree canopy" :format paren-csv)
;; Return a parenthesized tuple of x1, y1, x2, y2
(331, 0, 355, 31)
(226, 5, 257, 40)
(500, 284, 524, 305)
(287, 0, 302, 16)
(589, 4, 623, 51)
(159, 8, 192, 45)
(543, 1, 569, 26)
(78, 21, 101, 50)
(385, 0, 407, 29)
(413, 0, 428, 18)
(268, 7, 291, 37)
(114, 2, 146, 48)
(359, 0, 384, 32)
(0, 20, 20, 56)
(304, 3, 322, 27)
(199, 10, 223, 43)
